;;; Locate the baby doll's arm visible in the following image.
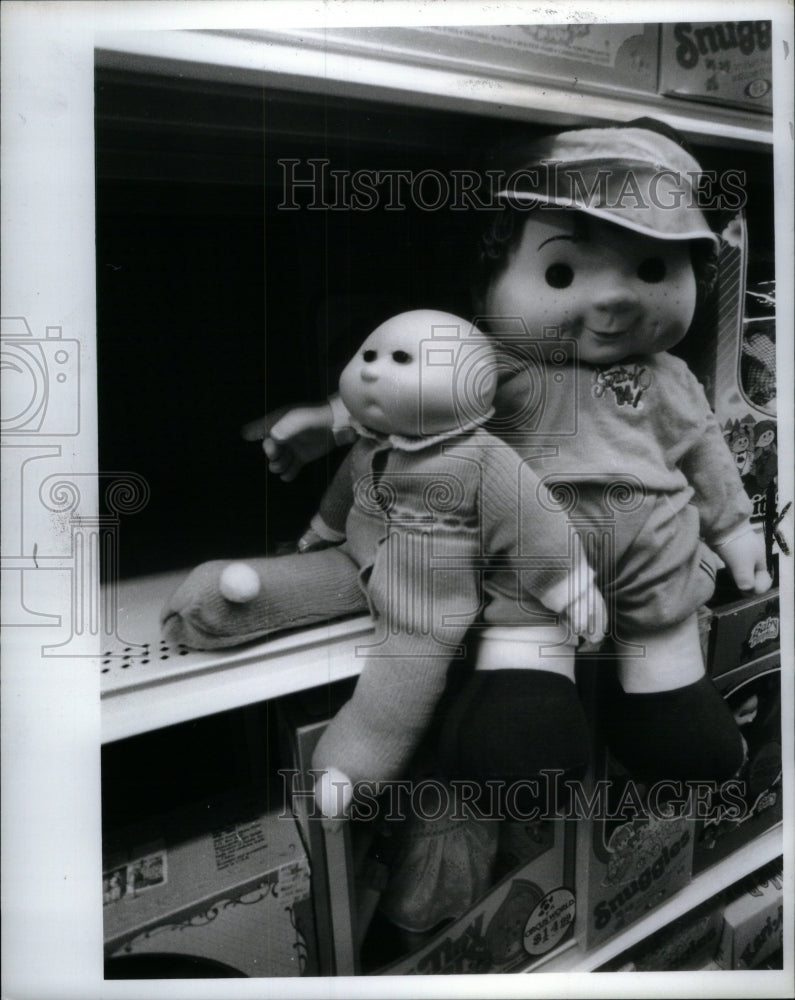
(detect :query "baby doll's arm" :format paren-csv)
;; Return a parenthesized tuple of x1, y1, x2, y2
(481, 442, 608, 640)
(298, 446, 356, 551)
(243, 397, 352, 482)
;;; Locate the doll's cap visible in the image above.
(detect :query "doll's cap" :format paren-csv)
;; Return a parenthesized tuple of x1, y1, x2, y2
(497, 127, 720, 247)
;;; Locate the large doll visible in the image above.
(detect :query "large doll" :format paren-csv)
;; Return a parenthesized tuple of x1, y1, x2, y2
(162, 310, 606, 817)
(253, 123, 772, 785)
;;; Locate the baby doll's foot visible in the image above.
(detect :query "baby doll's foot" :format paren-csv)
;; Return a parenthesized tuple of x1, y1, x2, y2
(160, 560, 271, 650)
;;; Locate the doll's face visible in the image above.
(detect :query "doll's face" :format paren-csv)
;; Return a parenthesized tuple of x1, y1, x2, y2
(756, 429, 775, 449)
(339, 310, 496, 436)
(483, 210, 698, 365)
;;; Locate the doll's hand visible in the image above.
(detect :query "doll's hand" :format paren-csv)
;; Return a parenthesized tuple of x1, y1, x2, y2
(241, 403, 336, 482)
(567, 586, 609, 643)
(714, 527, 772, 594)
(315, 766, 354, 833)
(297, 527, 333, 552)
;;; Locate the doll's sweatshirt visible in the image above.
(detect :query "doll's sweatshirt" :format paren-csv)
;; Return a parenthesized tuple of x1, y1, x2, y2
(311, 421, 595, 786)
(492, 349, 752, 551)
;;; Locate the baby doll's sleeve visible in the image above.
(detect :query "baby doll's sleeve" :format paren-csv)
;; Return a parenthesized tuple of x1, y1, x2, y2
(307, 446, 356, 543)
(328, 393, 357, 446)
(480, 441, 584, 607)
(678, 384, 754, 546)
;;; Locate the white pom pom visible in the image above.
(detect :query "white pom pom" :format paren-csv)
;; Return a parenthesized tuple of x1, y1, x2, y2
(220, 562, 261, 603)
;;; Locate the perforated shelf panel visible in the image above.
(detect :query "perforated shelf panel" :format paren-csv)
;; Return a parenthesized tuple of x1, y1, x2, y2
(100, 571, 372, 744)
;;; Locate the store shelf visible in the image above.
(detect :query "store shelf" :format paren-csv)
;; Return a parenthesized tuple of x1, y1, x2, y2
(529, 824, 783, 973)
(100, 571, 372, 743)
(95, 28, 773, 149)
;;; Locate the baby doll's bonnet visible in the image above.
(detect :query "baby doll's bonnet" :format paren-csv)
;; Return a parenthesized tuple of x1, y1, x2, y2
(497, 125, 720, 248)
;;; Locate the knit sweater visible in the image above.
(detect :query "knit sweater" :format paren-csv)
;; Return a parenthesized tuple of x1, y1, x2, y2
(312, 422, 593, 785)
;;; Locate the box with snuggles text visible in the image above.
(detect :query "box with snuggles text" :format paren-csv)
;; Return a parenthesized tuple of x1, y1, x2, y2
(575, 662, 695, 950)
(659, 21, 773, 112)
(103, 792, 318, 978)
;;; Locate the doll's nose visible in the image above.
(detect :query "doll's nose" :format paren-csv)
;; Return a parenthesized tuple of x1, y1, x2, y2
(592, 281, 641, 320)
(360, 366, 378, 383)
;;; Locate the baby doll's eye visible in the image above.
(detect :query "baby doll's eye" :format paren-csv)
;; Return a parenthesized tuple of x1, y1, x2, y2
(545, 263, 574, 289)
(391, 350, 413, 364)
(637, 257, 667, 283)
(362, 349, 377, 362)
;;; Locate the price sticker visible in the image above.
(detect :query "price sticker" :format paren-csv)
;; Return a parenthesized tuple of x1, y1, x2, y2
(523, 887, 576, 957)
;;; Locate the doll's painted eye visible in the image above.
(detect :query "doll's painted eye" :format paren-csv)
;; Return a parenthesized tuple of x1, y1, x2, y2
(391, 350, 413, 364)
(545, 263, 574, 289)
(637, 257, 667, 283)
(362, 349, 377, 362)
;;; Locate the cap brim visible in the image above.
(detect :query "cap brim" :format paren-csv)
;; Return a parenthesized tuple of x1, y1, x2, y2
(497, 190, 720, 248)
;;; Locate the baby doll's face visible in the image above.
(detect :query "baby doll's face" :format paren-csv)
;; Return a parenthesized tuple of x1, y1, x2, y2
(339, 310, 496, 437)
(483, 210, 698, 365)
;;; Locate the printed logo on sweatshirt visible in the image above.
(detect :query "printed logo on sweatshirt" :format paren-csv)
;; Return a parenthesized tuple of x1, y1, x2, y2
(592, 364, 652, 409)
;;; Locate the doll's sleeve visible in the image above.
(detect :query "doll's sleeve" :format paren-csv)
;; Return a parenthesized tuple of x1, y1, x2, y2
(678, 386, 754, 546)
(328, 393, 357, 446)
(306, 446, 356, 543)
(480, 441, 587, 609)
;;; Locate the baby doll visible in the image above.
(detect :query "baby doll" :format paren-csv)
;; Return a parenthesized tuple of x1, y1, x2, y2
(260, 123, 771, 785)
(162, 309, 606, 816)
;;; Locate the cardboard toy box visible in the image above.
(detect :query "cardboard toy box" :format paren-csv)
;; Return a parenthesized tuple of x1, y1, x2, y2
(706, 589, 780, 677)
(659, 21, 773, 113)
(104, 793, 318, 978)
(380, 817, 576, 975)
(575, 663, 696, 950)
(687, 213, 778, 532)
(715, 859, 784, 969)
(599, 895, 726, 971)
(692, 653, 782, 874)
(278, 681, 576, 975)
(297, 23, 660, 94)
(575, 768, 695, 950)
(277, 681, 359, 975)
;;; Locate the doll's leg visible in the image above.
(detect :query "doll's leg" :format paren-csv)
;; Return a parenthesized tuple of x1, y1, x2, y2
(160, 547, 367, 649)
(602, 614, 744, 781)
(437, 630, 589, 814)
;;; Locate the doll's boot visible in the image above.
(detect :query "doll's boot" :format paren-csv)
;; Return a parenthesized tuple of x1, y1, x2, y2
(437, 668, 590, 816)
(599, 674, 745, 782)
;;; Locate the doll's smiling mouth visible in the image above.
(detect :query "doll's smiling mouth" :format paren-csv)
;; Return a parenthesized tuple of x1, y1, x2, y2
(585, 327, 628, 340)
